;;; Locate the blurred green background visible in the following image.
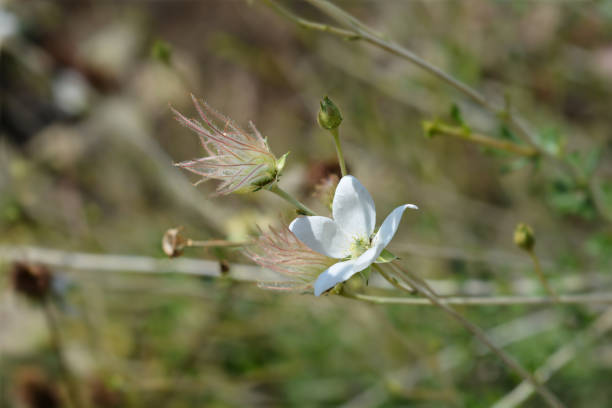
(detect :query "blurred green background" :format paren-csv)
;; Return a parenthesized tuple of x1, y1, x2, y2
(2, 1, 612, 407)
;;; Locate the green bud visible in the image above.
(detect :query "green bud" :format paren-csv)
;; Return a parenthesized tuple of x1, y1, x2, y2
(275, 151, 289, 176)
(151, 39, 172, 65)
(317, 96, 343, 130)
(514, 223, 535, 251)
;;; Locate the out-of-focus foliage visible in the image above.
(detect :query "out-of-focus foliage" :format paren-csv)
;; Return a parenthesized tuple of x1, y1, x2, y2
(1, 0, 612, 407)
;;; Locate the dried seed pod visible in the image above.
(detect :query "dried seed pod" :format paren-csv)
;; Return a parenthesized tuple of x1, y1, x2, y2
(162, 227, 189, 258)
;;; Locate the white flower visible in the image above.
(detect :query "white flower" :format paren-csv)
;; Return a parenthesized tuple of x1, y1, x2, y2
(289, 175, 418, 296)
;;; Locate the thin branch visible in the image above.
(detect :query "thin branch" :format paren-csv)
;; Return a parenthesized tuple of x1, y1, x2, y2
(344, 292, 612, 306)
(384, 263, 565, 408)
(373, 263, 415, 293)
(527, 249, 560, 302)
(0, 245, 280, 282)
(268, 183, 317, 216)
(2, 246, 612, 308)
(340, 309, 562, 408)
(492, 308, 612, 408)
(295, 0, 538, 148)
(187, 239, 249, 248)
(263, 0, 356, 38)
(423, 121, 538, 157)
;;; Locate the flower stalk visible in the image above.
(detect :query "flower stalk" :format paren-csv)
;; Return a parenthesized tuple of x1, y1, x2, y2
(528, 250, 560, 303)
(330, 128, 347, 177)
(342, 291, 612, 306)
(514, 223, 559, 302)
(318, 96, 347, 176)
(268, 183, 317, 216)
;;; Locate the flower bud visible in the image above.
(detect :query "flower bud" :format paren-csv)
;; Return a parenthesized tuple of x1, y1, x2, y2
(317, 96, 343, 130)
(514, 223, 535, 251)
(162, 227, 188, 258)
(10, 262, 52, 301)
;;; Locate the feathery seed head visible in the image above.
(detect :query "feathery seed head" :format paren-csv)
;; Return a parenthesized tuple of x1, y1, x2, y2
(172, 95, 288, 195)
(245, 225, 335, 292)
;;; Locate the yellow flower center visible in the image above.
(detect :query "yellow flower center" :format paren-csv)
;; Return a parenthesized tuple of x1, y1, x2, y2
(350, 236, 371, 258)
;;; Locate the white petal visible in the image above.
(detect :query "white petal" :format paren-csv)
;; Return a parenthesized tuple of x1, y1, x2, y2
(372, 204, 417, 249)
(289, 216, 350, 258)
(352, 246, 382, 272)
(313, 260, 357, 296)
(332, 175, 376, 238)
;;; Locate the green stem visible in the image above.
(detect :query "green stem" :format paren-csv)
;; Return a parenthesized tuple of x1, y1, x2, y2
(342, 291, 612, 306)
(382, 263, 565, 408)
(330, 128, 347, 176)
(262, 0, 357, 38)
(268, 183, 317, 216)
(528, 250, 560, 303)
(373, 263, 414, 293)
(187, 239, 250, 248)
(43, 300, 85, 408)
(424, 122, 538, 157)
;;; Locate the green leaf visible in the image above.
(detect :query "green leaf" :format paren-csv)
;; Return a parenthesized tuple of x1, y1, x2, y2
(500, 157, 530, 174)
(536, 128, 566, 157)
(450, 103, 464, 125)
(547, 181, 595, 219)
(275, 151, 290, 175)
(499, 124, 520, 143)
(375, 249, 398, 263)
(566, 148, 602, 180)
(359, 266, 372, 285)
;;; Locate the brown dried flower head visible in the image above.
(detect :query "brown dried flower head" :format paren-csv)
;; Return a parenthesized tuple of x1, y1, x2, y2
(10, 262, 52, 301)
(162, 227, 189, 258)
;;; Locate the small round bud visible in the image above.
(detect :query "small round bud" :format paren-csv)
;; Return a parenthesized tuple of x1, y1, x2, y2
(162, 227, 188, 258)
(10, 262, 52, 301)
(514, 223, 535, 251)
(317, 96, 343, 130)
